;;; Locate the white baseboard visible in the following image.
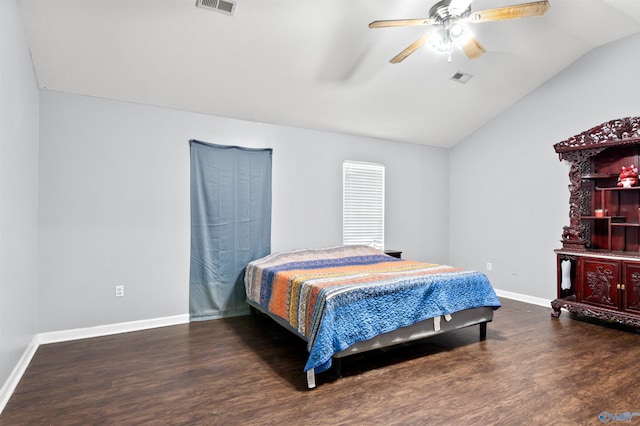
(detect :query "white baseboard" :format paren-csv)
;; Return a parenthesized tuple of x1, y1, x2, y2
(0, 336, 39, 416)
(37, 314, 190, 345)
(494, 289, 552, 308)
(0, 314, 189, 415)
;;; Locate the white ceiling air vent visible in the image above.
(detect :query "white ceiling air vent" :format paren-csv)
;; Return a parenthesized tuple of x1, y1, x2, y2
(449, 71, 473, 84)
(196, 0, 236, 16)
(450, 71, 473, 84)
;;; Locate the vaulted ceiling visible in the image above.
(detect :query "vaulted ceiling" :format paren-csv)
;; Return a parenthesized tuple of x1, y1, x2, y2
(18, 0, 640, 147)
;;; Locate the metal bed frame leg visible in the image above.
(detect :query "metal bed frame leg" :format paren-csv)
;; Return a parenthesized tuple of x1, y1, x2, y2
(332, 358, 343, 378)
(306, 369, 316, 389)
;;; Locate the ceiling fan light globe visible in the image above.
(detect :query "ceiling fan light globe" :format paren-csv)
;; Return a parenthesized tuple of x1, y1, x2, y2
(450, 23, 471, 46)
(428, 29, 451, 53)
(449, 23, 464, 39)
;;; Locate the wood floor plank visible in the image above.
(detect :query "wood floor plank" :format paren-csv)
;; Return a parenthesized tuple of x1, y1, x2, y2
(2, 298, 640, 425)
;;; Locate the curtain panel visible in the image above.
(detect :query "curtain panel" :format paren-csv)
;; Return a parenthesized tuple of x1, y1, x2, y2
(189, 140, 272, 320)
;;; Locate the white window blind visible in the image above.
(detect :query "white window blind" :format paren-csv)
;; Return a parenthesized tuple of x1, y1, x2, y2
(343, 160, 385, 250)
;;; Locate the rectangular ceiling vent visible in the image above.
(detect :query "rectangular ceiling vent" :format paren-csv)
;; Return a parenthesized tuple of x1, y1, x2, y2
(450, 71, 473, 84)
(196, 0, 236, 16)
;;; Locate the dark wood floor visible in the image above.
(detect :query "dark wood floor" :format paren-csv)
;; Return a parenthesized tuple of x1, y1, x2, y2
(2, 298, 640, 425)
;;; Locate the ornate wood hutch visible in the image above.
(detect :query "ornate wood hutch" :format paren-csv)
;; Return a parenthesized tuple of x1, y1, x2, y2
(552, 116, 640, 327)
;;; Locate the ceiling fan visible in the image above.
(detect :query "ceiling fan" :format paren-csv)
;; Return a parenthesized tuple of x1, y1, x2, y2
(369, 0, 550, 63)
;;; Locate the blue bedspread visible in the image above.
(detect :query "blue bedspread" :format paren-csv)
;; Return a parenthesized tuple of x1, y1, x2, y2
(244, 245, 501, 374)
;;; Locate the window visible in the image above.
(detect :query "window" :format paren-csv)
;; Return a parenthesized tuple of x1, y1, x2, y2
(343, 160, 385, 250)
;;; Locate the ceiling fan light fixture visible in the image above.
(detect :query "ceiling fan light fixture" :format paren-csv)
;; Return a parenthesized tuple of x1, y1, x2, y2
(427, 23, 469, 56)
(449, 23, 463, 38)
(427, 29, 451, 54)
(449, 23, 470, 44)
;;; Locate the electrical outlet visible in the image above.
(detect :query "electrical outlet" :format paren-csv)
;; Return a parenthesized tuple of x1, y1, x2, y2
(486, 263, 492, 271)
(115, 285, 124, 297)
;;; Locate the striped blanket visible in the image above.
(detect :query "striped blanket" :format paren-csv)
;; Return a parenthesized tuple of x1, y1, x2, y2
(244, 245, 501, 374)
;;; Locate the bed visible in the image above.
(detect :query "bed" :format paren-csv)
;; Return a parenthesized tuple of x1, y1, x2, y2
(244, 245, 501, 388)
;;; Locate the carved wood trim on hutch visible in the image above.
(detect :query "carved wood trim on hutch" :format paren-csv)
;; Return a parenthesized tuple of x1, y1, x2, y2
(552, 116, 640, 327)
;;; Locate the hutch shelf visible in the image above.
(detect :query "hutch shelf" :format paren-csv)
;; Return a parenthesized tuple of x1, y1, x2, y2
(552, 116, 640, 328)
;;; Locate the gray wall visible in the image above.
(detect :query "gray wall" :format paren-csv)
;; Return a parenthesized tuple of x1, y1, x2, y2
(0, 0, 40, 394)
(449, 33, 640, 300)
(37, 90, 450, 332)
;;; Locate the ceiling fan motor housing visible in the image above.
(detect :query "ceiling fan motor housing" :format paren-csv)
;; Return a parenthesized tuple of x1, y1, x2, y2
(429, 0, 471, 27)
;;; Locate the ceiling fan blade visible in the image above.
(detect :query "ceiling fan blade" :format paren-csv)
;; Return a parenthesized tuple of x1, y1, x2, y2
(369, 18, 436, 29)
(468, 0, 550, 23)
(462, 37, 486, 59)
(390, 32, 432, 64)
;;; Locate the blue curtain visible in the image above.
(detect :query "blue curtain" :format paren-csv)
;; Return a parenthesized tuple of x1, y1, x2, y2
(189, 140, 272, 320)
